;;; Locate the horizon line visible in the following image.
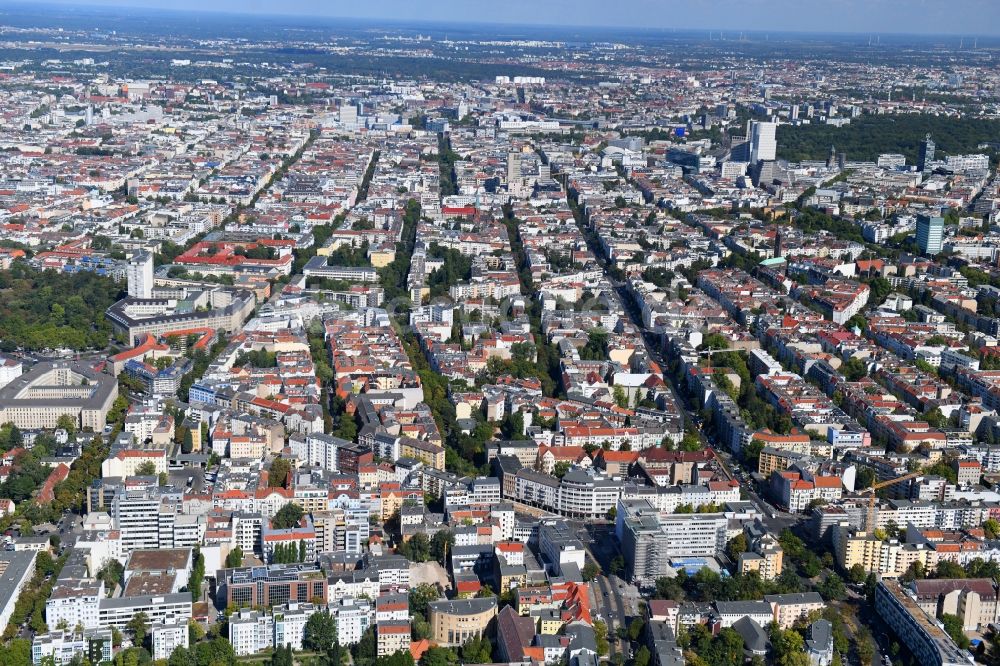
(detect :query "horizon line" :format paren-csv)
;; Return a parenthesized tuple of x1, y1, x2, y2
(13, 1, 1000, 40)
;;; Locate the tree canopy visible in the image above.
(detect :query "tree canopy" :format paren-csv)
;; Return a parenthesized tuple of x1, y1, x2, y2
(303, 609, 337, 653)
(0, 265, 123, 351)
(271, 502, 304, 529)
(777, 113, 1000, 164)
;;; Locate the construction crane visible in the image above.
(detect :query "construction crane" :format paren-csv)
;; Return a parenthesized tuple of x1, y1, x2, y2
(864, 471, 923, 533)
(695, 346, 750, 360)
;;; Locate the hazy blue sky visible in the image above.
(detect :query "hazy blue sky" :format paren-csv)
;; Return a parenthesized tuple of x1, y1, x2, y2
(37, 0, 1000, 35)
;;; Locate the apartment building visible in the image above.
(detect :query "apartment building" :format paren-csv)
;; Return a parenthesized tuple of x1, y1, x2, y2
(832, 525, 932, 577)
(332, 598, 373, 646)
(911, 578, 1000, 631)
(765, 593, 825, 630)
(875, 581, 974, 666)
(738, 537, 783, 582)
(0, 551, 37, 631)
(46, 580, 103, 630)
(229, 610, 274, 656)
(327, 570, 380, 605)
(376, 620, 412, 657)
(101, 448, 168, 478)
(151, 621, 189, 661)
(273, 603, 320, 651)
(32, 628, 113, 666)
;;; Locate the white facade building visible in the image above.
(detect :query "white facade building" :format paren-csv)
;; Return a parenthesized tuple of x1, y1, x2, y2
(750, 121, 777, 163)
(0, 356, 22, 389)
(111, 487, 162, 551)
(32, 628, 113, 666)
(46, 580, 103, 630)
(97, 594, 191, 630)
(151, 621, 189, 661)
(229, 610, 274, 656)
(0, 552, 36, 632)
(332, 598, 373, 646)
(127, 251, 154, 299)
(273, 603, 317, 651)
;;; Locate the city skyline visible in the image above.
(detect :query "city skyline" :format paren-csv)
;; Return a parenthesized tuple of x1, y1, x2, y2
(2, 1, 1000, 665)
(33, 0, 1000, 36)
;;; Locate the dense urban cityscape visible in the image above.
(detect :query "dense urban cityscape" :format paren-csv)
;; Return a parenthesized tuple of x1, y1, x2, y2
(3, 4, 1000, 666)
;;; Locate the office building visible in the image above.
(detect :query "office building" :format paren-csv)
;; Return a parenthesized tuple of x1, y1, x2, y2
(944, 154, 990, 172)
(537, 520, 587, 578)
(0, 361, 117, 431)
(106, 287, 255, 345)
(749, 121, 777, 163)
(0, 355, 22, 389)
(111, 486, 164, 551)
(339, 104, 358, 127)
(616, 499, 728, 586)
(878, 154, 907, 168)
(224, 563, 328, 609)
(918, 134, 936, 172)
(124, 548, 192, 595)
(556, 467, 623, 520)
(97, 593, 191, 629)
(300, 258, 378, 283)
(714, 601, 774, 628)
(916, 215, 945, 255)
(428, 597, 498, 646)
(730, 139, 750, 163)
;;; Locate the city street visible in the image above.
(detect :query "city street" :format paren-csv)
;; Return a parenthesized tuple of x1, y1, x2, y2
(572, 521, 638, 658)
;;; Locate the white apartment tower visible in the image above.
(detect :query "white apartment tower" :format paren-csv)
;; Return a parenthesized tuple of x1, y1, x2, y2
(151, 621, 189, 660)
(126, 251, 154, 299)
